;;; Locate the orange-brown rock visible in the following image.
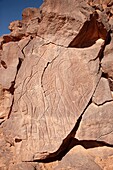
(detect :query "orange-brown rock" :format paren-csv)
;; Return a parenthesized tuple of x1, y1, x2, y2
(3, 39, 102, 162)
(54, 146, 102, 170)
(101, 34, 113, 76)
(22, 8, 42, 21)
(0, 0, 113, 170)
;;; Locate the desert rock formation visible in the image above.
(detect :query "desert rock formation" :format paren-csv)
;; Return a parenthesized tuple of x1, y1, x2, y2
(0, 0, 113, 169)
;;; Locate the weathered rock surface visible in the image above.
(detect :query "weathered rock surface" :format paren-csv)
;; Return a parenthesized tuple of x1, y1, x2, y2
(54, 146, 102, 170)
(92, 77, 113, 105)
(0, 0, 113, 169)
(76, 102, 113, 143)
(2, 35, 102, 162)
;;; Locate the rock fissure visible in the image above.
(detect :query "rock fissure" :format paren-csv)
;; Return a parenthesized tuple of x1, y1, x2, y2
(28, 60, 102, 162)
(71, 138, 113, 149)
(0, 120, 5, 125)
(7, 97, 14, 119)
(93, 99, 113, 106)
(40, 69, 109, 162)
(37, 34, 67, 48)
(1, 60, 7, 69)
(7, 66, 21, 120)
(1, 1, 113, 169)
(32, 138, 113, 163)
(6, 56, 23, 119)
(41, 55, 59, 90)
(19, 38, 32, 58)
(68, 12, 107, 48)
(31, 99, 93, 162)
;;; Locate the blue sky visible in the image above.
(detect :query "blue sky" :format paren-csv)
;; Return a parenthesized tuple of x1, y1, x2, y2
(0, 0, 43, 36)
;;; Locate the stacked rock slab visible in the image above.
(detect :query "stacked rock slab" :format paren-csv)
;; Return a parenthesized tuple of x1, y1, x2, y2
(0, 0, 113, 169)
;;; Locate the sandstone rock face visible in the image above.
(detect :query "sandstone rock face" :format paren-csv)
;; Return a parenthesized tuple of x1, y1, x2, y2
(54, 146, 102, 170)
(0, 0, 113, 169)
(3, 40, 102, 161)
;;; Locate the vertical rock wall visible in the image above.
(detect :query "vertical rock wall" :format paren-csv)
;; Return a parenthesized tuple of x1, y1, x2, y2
(0, 0, 113, 169)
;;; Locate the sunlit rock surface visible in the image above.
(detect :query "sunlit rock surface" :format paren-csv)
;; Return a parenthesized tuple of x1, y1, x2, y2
(0, 0, 113, 169)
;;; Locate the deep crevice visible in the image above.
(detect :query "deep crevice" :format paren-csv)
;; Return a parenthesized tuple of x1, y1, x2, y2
(68, 12, 107, 48)
(8, 97, 14, 119)
(31, 138, 113, 163)
(7, 57, 23, 119)
(17, 58, 23, 74)
(108, 78, 113, 91)
(27, 99, 92, 163)
(15, 138, 22, 143)
(41, 62, 50, 89)
(6, 58, 23, 95)
(4, 39, 31, 119)
(76, 139, 113, 149)
(8, 81, 15, 95)
(20, 38, 32, 58)
(105, 30, 112, 45)
(26, 78, 110, 163)
(0, 120, 5, 125)
(41, 55, 58, 91)
(101, 72, 109, 79)
(29, 77, 110, 163)
(1, 60, 7, 69)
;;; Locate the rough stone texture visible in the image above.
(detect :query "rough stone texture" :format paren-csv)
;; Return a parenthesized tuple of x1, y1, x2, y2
(54, 146, 102, 170)
(87, 147, 113, 170)
(76, 102, 113, 144)
(0, 85, 13, 123)
(2, 38, 102, 162)
(0, 42, 23, 89)
(8, 162, 36, 170)
(76, 73, 113, 144)
(22, 8, 42, 22)
(0, 0, 113, 169)
(92, 77, 113, 105)
(101, 33, 113, 77)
